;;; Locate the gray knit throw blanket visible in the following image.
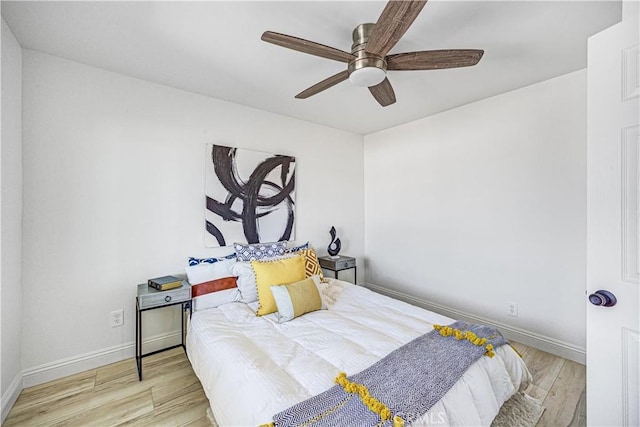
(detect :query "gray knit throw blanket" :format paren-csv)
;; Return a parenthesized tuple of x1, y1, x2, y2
(271, 321, 508, 427)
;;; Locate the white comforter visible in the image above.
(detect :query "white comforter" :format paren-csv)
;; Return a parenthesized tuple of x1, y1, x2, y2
(187, 280, 531, 426)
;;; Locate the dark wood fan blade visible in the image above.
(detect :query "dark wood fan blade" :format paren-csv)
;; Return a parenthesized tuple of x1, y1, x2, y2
(368, 78, 396, 107)
(365, 1, 428, 57)
(387, 49, 484, 70)
(262, 31, 355, 63)
(295, 70, 350, 99)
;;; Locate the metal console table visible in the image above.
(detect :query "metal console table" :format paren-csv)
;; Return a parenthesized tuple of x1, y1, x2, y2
(135, 283, 191, 381)
(318, 255, 357, 283)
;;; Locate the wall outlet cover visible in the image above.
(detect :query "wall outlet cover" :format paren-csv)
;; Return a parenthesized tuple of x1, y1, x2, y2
(507, 301, 518, 317)
(110, 309, 124, 327)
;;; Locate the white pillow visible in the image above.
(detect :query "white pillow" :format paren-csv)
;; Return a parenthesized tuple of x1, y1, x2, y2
(230, 261, 258, 303)
(185, 259, 235, 285)
(186, 259, 240, 311)
(192, 287, 240, 311)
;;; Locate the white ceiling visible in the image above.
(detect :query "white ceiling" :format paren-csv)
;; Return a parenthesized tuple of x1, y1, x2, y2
(2, 1, 621, 135)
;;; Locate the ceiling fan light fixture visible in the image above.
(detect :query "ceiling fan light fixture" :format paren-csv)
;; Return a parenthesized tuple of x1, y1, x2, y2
(261, 1, 483, 107)
(349, 66, 386, 87)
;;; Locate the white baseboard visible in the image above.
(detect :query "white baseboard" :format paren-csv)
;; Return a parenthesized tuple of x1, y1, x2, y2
(5, 329, 178, 393)
(1, 373, 23, 423)
(2, 331, 183, 419)
(22, 331, 183, 388)
(364, 282, 586, 364)
(22, 343, 131, 388)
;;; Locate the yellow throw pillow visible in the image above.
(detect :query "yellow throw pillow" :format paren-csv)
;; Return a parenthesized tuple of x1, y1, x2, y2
(252, 255, 306, 316)
(296, 248, 327, 283)
(270, 276, 326, 323)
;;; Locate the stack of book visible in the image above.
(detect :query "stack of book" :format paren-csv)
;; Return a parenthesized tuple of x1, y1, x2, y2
(148, 275, 183, 291)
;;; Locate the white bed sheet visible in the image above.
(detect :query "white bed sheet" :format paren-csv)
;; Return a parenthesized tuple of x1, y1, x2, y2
(187, 279, 531, 426)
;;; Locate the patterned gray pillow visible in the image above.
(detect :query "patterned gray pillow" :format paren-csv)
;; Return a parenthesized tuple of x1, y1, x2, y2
(234, 241, 287, 262)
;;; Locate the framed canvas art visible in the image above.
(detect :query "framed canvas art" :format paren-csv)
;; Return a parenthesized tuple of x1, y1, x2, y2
(205, 144, 296, 247)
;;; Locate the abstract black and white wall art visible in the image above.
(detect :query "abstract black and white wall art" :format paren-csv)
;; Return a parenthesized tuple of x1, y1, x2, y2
(205, 144, 296, 247)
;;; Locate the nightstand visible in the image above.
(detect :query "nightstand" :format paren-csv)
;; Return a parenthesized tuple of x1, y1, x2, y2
(318, 255, 357, 283)
(136, 282, 192, 381)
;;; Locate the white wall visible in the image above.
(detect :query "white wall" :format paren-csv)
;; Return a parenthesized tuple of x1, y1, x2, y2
(21, 50, 364, 377)
(364, 70, 587, 353)
(1, 18, 24, 417)
(10, 44, 588, 386)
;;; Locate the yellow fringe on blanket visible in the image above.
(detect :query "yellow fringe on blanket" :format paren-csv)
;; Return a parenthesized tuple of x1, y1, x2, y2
(433, 324, 496, 357)
(335, 372, 404, 427)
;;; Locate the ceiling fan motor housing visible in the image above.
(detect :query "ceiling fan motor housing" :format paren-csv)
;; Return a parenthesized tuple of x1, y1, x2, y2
(348, 23, 387, 87)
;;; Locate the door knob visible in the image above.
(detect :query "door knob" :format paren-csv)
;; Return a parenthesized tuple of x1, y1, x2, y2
(589, 290, 617, 307)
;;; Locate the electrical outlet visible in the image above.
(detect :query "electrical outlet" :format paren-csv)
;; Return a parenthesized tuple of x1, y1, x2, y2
(110, 309, 124, 327)
(506, 301, 518, 317)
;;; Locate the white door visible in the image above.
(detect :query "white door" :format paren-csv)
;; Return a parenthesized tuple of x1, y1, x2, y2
(587, 2, 640, 426)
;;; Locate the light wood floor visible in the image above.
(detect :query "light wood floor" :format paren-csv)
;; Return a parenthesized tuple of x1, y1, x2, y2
(509, 342, 586, 427)
(3, 348, 210, 427)
(4, 342, 585, 427)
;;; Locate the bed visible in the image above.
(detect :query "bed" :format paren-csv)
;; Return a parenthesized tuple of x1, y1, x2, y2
(186, 278, 531, 426)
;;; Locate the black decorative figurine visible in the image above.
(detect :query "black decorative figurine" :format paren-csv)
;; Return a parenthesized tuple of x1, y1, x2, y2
(327, 226, 341, 258)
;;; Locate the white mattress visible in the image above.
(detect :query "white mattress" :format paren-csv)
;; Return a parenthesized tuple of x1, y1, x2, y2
(187, 279, 531, 426)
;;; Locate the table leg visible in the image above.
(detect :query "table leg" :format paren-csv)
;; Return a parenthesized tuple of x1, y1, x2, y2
(136, 304, 142, 381)
(181, 302, 187, 356)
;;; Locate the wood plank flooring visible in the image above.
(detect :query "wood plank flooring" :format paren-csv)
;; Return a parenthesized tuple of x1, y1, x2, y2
(4, 343, 585, 426)
(510, 342, 587, 427)
(3, 349, 211, 427)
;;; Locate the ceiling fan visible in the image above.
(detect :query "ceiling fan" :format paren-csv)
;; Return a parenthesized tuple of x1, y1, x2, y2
(261, 1, 484, 107)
